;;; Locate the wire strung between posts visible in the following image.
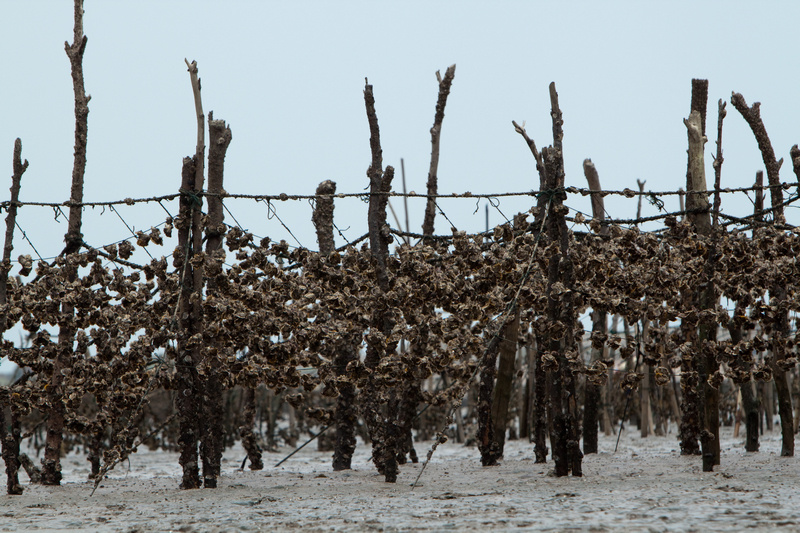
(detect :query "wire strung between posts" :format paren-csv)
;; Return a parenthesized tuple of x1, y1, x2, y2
(157, 200, 174, 221)
(332, 221, 353, 247)
(412, 191, 555, 489)
(109, 205, 154, 260)
(14, 222, 44, 262)
(261, 199, 303, 248)
(488, 196, 511, 225)
(433, 198, 459, 232)
(1, 180, 797, 211)
(272, 425, 333, 468)
(11, 184, 800, 266)
(334, 232, 369, 251)
(222, 199, 246, 232)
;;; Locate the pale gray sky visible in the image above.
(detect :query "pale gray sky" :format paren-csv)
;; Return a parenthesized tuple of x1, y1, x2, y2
(3, 1, 799, 263)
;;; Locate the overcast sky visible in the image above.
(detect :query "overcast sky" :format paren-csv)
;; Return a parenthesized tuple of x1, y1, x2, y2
(2, 1, 799, 264)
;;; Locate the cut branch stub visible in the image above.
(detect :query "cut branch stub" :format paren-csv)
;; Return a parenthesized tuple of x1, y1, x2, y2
(549, 82, 564, 154)
(313, 180, 336, 255)
(206, 112, 232, 256)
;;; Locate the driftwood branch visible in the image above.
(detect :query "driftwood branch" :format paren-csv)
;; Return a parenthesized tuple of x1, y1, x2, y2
(422, 64, 456, 236)
(731, 92, 784, 225)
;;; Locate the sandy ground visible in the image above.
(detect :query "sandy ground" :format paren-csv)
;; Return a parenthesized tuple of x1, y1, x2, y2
(1, 426, 799, 532)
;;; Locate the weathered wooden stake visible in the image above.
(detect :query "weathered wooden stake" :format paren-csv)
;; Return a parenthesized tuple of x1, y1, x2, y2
(0, 138, 28, 495)
(732, 92, 794, 456)
(200, 112, 232, 488)
(43, 0, 90, 485)
(582, 158, 608, 454)
(542, 83, 582, 477)
(175, 59, 207, 489)
(362, 79, 399, 482)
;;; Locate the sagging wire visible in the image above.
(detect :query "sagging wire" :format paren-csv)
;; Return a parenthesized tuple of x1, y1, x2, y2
(433, 198, 458, 232)
(488, 196, 511, 225)
(222, 199, 246, 232)
(157, 200, 174, 220)
(261, 199, 303, 248)
(14, 222, 44, 262)
(109, 205, 154, 260)
(332, 221, 353, 247)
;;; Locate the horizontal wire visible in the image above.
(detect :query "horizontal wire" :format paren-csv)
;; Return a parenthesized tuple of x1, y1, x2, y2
(1, 180, 797, 210)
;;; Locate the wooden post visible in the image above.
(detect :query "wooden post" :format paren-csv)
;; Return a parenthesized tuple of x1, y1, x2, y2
(675, 80, 709, 460)
(238, 387, 263, 470)
(520, 342, 533, 441)
(0, 138, 28, 495)
(362, 79, 399, 482)
(582, 159, 608, 454)
(727, 303, 759, 452)
(175, 155, 202, 489)
(685, 99, 721, 466)
(199, 112, 231, 488)
(634, 178, 655, 439)
(43, 0, 90, 485)
(489, 307, 520, 459)
(542, 83, 582, 477)
(731, 92, 793, 457)
(639, 321, 654, 438)
(312, 180, 359, 471)
(175, 59, 207, 490)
